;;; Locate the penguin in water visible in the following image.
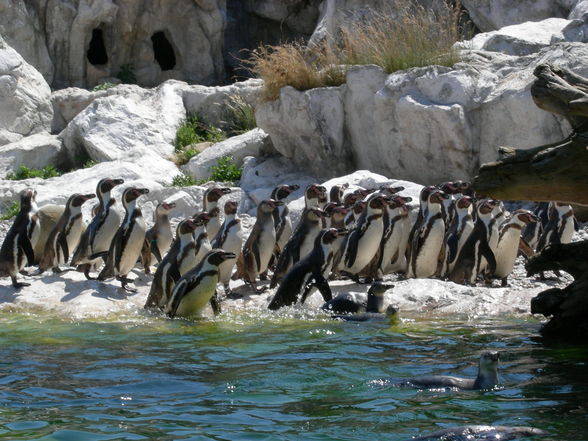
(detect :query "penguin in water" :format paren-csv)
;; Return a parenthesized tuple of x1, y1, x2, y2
(98, 187, 150, 292)
(144, 218, 199, 309)
(71, 178, 125, 279)
(321, 282, 396, 321)
(268, 228, 346, 310)
(0, 189, 39, 288)
(233, 199, 283, 293)
(441, 195, 475, 277)
(165, 249, 236, 319)
(211, 200, 243, 296)
(408, 189, 448, 278)
(403, 425, 546, 441)
(493, 210, 537, 286)
(202, 187, 231, 239)
(402, 351, 500, 390)
(270, 184, 299, 254)
(38, 193, 96, 273)
(141, 201, 176, 274)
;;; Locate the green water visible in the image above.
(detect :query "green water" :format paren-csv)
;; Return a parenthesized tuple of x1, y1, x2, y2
(0, 308, 587, 441)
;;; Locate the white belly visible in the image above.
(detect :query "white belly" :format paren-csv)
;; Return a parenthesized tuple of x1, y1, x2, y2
(217, 227, 242, 284)
(299, 227, 321, 262)
(93, 209, 122, 253)
(207, 218, 221, 240)
(494, 230, 520, 278)
(560, 219, 574, 244)
(195, 239, 212, 266)
(173, 273, 219, 318)
(343, 221, 384, 274)
(414, 221, 444, 278)
(65, 218, 84, 261)
(277, 217, 293, 251)
(116, 219, 146, 276)
(380, 226, 402, 273)
(258, 227, 276, 274)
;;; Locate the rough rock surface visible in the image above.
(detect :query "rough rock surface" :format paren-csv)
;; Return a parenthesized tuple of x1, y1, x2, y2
(0, 35, 53, 147)
(0, 133, 63, 177)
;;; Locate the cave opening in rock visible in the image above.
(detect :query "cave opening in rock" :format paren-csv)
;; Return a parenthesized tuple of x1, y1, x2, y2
(151, 31, 176, 71)
(87, 28, 108, 65)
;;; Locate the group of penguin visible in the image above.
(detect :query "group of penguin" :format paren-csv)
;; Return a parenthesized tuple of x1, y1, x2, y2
(0, 176, 575, 319)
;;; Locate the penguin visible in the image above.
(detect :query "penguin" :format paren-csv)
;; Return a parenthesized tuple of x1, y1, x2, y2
(322, 282, 394, 315)
(165, 249, 236, 319)
(144, 218, 199, 309)
(344, 200, 366, 229)
(449, 199, 498, 285)
(493, 210, 537, 286)
(303, 183, 328, 209)
(408, 189, 448, 278)
(378, 196, 412, 276)
(522, 202, 549, 251)
(441, 195, 475, 277)
(405, 185, 437, 266)
(480, 199, 503, 276)
(329, 183, 349, 204)
(404, 425, 546, 441)
(439, 181, 470, 226)
(98, 187, 150, 292)
(141, 201, 176, 274)
(202, 187, 231, 239)
(269, 206, 327, 288)
(0, 189, 38, 287)
(537, 202, 575, 251)
(211, 200, 243, 296)
(191, 212, 213, 265)
(38, 193, 96, 273)
(324, 203, 350, 229)
(71, 178, 125, 279)
(270, 184, 299, 253)
(268, 228, 346, 310)
(233, 199, 283, 293)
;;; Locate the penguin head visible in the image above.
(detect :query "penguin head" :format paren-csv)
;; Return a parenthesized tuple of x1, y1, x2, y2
(321, 228, 347, 245)
(206, 249, 237, 266)
(69, 193, 96, 208)
(177, 218, 198, 235)
(123, 187, 149, 205)
(192, 212, 211, 226)
(512, 209, 537, 225)
(19, 189, 37, 212)
(343, 192, 360, 207)
(478, 199, 498, 216)
(324, 203, 349, 222)
(352, 200, 366, 215)
(379, 184, 405, 196)
(479, 351, 499, 370)
(329, 183, 349, 202)
(305, 184, 328, 205)
(428, 189, 449, 205)
(272, 184, 299, 201)
(224, 200, 238, 215)
(439, 181, 463, 195)
(258, 199, 282, 215)
(97, 178, 124, 195)
(368, 282, 394, 296)
(206, 187, 231, 203)
(420, 185, 437, 203)
(456, 195, 473, 210)
(155, 201, 176, 217)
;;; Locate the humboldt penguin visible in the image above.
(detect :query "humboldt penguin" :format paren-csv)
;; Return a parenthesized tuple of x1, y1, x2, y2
(441, 195, 474, 277)
(98, 187, 150, 292)
(38, 193, 95, 273)
(324, 203, 350, 229)
(537, 202, 575, 251)
(191, 212, 213, 265)
(322, 282, 394, 316)
(211, 200, 242, 296)
(269, 206, 327, 288)
(141, 201, 176, 274)
(406, 185, 437, 265)
(403, 351, 500, 390)
(268, 228, 346, 310)
(439, 180, 470, 226)
(493, 210, 537, 286)
(329, 183, 349, 204)
(0, 189, 38, 287)
(404, 425, 546, 441)
(71, 178, 124, 279)
(202, 187, 231, 239)
(144, 218, 199, 309)
(270, 184, 299, 254)
(377, 196, 412, 276)
(522, 201, 549, 251)
(303, 183, 328, 209)
(344, 200, 367, 229)
(408, 189, 448, 278)
(166, 249, 236, 318)
(233, 199, 283, 293)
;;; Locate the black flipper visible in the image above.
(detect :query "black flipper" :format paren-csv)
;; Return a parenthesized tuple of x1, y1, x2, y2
(313, 274, 332, 302)
(20, 235, 35, 266)
(479, 240, 497, 275)
(57, 233, 69, 263)
(210, 291, 222, 315)
(151, 241, 163, 263)
(168, 279, 188, 318)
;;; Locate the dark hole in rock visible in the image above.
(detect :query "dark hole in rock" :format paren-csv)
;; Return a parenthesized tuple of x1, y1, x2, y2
(151, 31, 176, 71)
(87, 29, 108, 65)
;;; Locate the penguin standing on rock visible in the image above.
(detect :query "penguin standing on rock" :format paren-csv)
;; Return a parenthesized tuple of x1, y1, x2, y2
(212, 200, 243, 296)
(191, 212, 213, 266)
(406, 185, 437, 265)
(536, 202, 575, 279)
(98, 187, 150, 292)
(378, 195, 412, 276)
(522, 202, 549, 251)
(270, 184, 299, 254)
(329, 183, 349, 204)
(38, 193, 96, 273)
(0, 189, 38, 288)
(441, 195, 475, 277)
(203, 187, 231, 239)
(71, 178, 125, 279)
(141, 201, 176, 274)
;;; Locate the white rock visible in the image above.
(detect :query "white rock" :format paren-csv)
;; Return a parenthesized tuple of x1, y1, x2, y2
(570, 0, 588, 19)
(0, 133, 63, 177)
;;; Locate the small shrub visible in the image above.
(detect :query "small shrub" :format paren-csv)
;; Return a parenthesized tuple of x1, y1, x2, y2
(5, 165, 61, 181)
(170, 173, 197, 187)
(92, 82, 117, 92)
(117, 64, 136, 84)
(0, 202, 20, 221)
(209, 156, 242, 183)
(175, 114, 226, 151)
(224, 95, 257, 136)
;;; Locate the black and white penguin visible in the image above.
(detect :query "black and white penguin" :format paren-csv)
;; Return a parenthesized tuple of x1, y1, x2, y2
(269, 206, 327, 288)
(493, 210, 537, 286)
(268, 228, 346, 310)
(165, 249, 236, 319)
(141, 201, 176, 274)
(202, 187, 231, 239)
(522, 201, 549, 251)
(329, 183, 349, 204)
(344, 200, 367, 229)
(405, 185, 437, 266)
(211, 200, 243, 296)
(404, 425, 545, 441)
(144, 218, 199, 309)
(321, 282, 394, 316)
(408, 189, 448, 278)
(439, 181, 470, 227)
(441, 195, 475, 277)
(98, 187, 150, 291)
(71, 178, 125, 279)
(323, 203, 350, 230)
(38, 193, 95, 273)
(0, 189, 38, 287)
(191, 212, 213, 266)
(303, 183, 328, 209)
(270, 184, 299, 254)
(537, 202, 575, 251)
(234, 199, 283, 293)
(449, 199, 498, 285)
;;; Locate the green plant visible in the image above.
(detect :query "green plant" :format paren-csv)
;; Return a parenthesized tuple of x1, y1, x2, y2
(170, 173, 197, 187)
(209, 156, 242, 183)
(0, 202, 20, 220)
(224, 95, 257, 136)
(174, 114, 227, 166)
(92, 82, 117, 91)
(5, 165, 61, 181)
(117, 64, 136, 84)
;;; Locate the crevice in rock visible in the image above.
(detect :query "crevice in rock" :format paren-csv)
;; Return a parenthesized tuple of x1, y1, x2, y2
(87, 28, 108, 66)
(151, 31, 176, 71)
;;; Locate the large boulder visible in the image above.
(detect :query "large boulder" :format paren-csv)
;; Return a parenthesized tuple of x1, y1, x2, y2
(0, 35, 53, 146)
(0, 133, 63, 177)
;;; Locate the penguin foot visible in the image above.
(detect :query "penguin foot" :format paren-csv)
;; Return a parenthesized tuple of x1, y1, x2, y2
(259, 271, 268, 281)
(19, 269, 30, 276)
(52, 267, 70, 274)
(226, 291, 244, 299)
(117, 276, 135, 284)
(83, 265, 96, 280)
(11, 276, 30, 288)
(120, 282, 137, 293)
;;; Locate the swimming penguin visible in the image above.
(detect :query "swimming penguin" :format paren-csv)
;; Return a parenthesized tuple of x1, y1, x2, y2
(329, 183, 349, 204)
(38, 193, 96, 273)
(211, 200, 243, 296)
(522, 202, 549, 251)
(493, 210, 537, 286)
(98, 187, 150, 292)
(403, 351, 500, 390)
(270, 184, 299, 253)
(144, 218, 199, 309)
(202, 187, 231, 239)
(141, 201, 176, 274)
(449, 199, 498, 285)
(408, 189, 448, 278)
(71, 178, 125, 279)
(442, 195, 475, 277)
(270, 206, 327, 288)
(403, 425, 546, 441)
(268, 228, 346, 310)
(165, 249, 236, 319)
(321, 282, 395, 317)
(0, 189, 39, 287)
(233, 199, 283, 293)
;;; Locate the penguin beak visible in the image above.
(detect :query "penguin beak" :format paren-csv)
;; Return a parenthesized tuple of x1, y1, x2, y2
(137, 188, 150, 195)
(221, 251, 237, 260)
(288, 184, 300, 192)
(185, 219, 198, 231)
(162, 202, 176, 210)
(220, 188, 232, 195)
(400, 196, 412, 203)
(113, 179, 125, 186)
(83, 193, 96, 201)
